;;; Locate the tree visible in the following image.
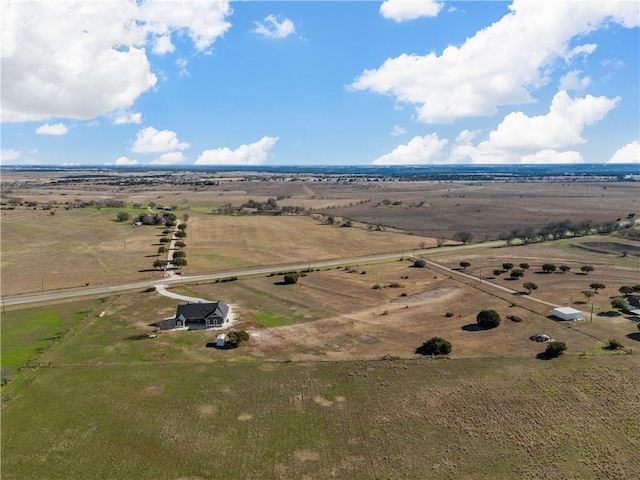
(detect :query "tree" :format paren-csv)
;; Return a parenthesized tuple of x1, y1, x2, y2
(172, 257, 187, 268)
(413, 258, 427, 268)
(325, 215, 336, 225)
(417, 337, 452, 355)
(116, 211, 130, 222)
(610, 297, 630, 313)
(510, 269, 525, 280)
(618, 285, 634, 296)
(502, 262, 514, 271)
(283, 273, 299, 284)
(172, 250, 186, 259)
(559, 265, 571, 273)
(582, 290, 595, 301)
(226, 330, 250, 347)
(153, 259, 166, 269)
(157, 246, 166, 255)
(454, 231, 474, 244)
(606, 339, 624, 350)
(493, 269, 503, 277)
(175, 230, 187, 238)
(589, 282, 605, 293)
(177, 223, 187, 231)
(541, 263, 557, 273)
(519, 263, 530, 270)
(459, 261, 471, 271)
(580, 265, 594, 275)
(159, 237, 170, 244)
(545, 341, 567, 357)
(476, 309, 501, 329)
(523, 282, 538, 294)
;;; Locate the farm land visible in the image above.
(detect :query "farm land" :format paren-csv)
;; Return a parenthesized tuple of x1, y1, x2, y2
(1, 169, 640, 478)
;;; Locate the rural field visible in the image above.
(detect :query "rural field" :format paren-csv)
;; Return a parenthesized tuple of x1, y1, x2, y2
(2, 170, 640, 478)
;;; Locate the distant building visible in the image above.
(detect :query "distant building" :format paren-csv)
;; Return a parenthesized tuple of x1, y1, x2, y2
(552, 307, 582, 321)
(167, 301, 229, 329)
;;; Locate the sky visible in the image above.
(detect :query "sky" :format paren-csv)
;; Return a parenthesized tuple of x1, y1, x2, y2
(1, 0, 639, 166)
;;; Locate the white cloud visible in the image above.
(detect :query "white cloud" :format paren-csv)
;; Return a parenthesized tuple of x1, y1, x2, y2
(352, 0, 639, 123)
(196, 136, 278, 165)
(114, 156, 139, 166)
(558, 70, 590, 92)
(1, 1, 155, 122)
(152, 34, 175, 55)
(390, 125, 407, 137)
(36, 123, 68, 135)
(253, 15, 296, 39)
(483, 91, 619, 151)
(608, 141, 640, 164)
(140, 0, 232, 52)
(175, 58, 189, 78)
(380, 0, 443, 22)
(150, 152, 187, 165)
(372, 133, 448, 165)
(1, 149, 21, 162)
(521, 149, 583, 164)
(1, 1, 232, 123)
(131, 127, 189, 154)
(112, 111, 142, 125)
(449, 91, 618, 164)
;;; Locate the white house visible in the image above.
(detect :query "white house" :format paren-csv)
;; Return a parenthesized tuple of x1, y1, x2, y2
(553, 307, 582, 321)
(216, 334, 227, 347)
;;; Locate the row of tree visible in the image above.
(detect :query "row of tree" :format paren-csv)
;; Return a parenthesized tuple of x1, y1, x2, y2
(499, 215, 636, 245)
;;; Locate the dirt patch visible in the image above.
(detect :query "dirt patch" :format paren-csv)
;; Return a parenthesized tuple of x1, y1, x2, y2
(196, 404, 217, 416)
(577, 241, 640, 256)
(294, 450, 320, 462)
(237, 413, 253, 421)
(143, 384, 165, 396)
(313, 395, 334, 407)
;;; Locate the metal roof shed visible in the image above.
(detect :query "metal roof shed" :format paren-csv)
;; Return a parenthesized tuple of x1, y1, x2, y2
(553, 307, 583, 321)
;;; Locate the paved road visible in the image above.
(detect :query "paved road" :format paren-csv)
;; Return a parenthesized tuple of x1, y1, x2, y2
(2, 241, 508, 307)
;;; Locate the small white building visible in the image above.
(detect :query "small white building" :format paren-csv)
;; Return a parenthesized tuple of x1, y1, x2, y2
(553, 307, 582, 321)
(216, 334, 227, 347)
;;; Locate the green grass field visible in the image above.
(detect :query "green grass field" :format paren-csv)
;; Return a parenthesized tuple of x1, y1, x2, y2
(2, 355, 638, 479)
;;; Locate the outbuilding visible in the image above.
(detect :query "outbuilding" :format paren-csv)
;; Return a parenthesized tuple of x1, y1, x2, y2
(216, 334, 227, 347)
(553, 307, 582, 321)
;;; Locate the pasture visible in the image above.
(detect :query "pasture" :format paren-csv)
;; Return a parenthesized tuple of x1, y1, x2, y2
(2, 171, 639, 478)
(2, 353, 638, 479)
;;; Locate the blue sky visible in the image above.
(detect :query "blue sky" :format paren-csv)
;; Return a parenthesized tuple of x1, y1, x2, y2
(1, 0, 639, 166)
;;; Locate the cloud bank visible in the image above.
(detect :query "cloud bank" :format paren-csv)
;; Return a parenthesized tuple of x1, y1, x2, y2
(353, 0, 638, 123)
(196, 136, 278, 165)
(1, 0, 232, 123)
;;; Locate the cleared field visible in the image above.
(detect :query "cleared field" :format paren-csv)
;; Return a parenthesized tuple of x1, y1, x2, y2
(0, 207, 164, 295)
(184, 215, 434, 273)
(2, 355, 638, 479)
(317, 180, 639, 239)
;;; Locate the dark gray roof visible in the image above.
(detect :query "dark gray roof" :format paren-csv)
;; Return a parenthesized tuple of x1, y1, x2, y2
(176, 301, 229, 321)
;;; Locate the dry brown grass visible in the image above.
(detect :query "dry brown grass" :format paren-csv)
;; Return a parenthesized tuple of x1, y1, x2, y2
(0, 207, 166, 295)
(185, 215, 434, 272)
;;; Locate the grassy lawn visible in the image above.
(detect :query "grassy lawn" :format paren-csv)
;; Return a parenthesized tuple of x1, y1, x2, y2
(1, 356, 638, 479)
(0, 300, 102, 383)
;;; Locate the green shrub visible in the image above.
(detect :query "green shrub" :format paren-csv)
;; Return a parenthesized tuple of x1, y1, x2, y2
(545, 341, 567, 357)
(283, 273, 299, 285)
(476, 309, 501, 329)
(417, 337, 452, 356)
(413, 258, 427, 268)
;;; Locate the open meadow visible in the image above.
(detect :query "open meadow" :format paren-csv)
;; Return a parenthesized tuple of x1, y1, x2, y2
(2, 171, 639, 478)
